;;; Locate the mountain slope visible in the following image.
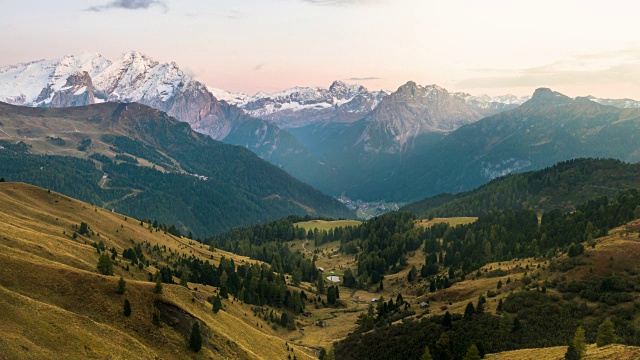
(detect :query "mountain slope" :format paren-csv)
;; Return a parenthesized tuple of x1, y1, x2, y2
(402, 158, 640, 217)
(0, 182, 315, 359)
(349, 88, 640, 202)
(0, 101, 353, 236)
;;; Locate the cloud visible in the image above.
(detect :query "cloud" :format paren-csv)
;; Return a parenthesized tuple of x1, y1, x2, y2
(254, 63, 266, 71)
(345, 77, 380, 81)
(458, 47, 640, 89)
(301, 0, 382, 6)
(86, 0, 167, 12)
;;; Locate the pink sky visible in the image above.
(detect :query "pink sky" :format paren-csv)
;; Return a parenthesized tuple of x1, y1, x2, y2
(2, 0, 640, 99)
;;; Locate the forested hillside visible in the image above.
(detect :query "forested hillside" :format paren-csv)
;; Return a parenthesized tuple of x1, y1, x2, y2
(402, 158, 640, 218)
(0, 101, 353, 236)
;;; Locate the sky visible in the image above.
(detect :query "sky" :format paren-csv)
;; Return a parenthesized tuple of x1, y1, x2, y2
(2, 0, 640, 99)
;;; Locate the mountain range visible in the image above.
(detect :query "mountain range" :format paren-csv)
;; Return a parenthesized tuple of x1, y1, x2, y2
(3, 51, 640, 204)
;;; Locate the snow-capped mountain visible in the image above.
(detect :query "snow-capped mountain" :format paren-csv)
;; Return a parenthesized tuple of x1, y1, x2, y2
(587, 96, 640, 109)
(232, 81, 388, 129)
(453, 92, 530, 115)
(0, 51, 327, 174)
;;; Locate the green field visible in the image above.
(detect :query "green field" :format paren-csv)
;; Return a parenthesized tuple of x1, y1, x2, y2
(296, 219, 362, 231)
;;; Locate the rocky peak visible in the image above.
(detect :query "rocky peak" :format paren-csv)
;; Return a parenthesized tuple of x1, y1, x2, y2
(525, 88, 572, 107)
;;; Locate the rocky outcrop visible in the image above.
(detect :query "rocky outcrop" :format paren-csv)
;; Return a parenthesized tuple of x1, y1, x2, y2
(356, 82, 488, 154)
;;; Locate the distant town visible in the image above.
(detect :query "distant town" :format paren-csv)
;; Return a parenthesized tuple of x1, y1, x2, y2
(337, 197, 401, 220)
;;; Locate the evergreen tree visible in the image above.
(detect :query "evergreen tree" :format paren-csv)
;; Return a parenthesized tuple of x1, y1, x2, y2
(434, 333, 451, 360)
(573, 326, 587, 357)
(189, 322, 203, 352)
(596, 319, 617, 347)
(319, 348, 327, 360)
(79, 222, 89, 235)
(280, 312, 289, 327)
(317, 273, 326, 295)
(292, 268, 302, 286)
(564, 342, 580, 360)
(464, 302, 475, 319)
(123, 299, 132, 317)
(97, 254, 114, 275)
(463, 344, 481, 360)
(442, 311, 452, 328)
(421, 345, 433, 360)
(116, 276, 126, 294)
(213, 295, 222, 314)
(154, 273, 163, 294)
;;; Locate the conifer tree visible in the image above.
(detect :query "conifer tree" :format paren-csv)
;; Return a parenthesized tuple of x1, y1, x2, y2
(97, 254, 114, 275)
(421, 345, 433, 360)
(154, 273, 163, 294)
(464, 302, 475, 319)
(116, 276, 126, 294)
(213, 295, 222, 314)
(463, 344, 481, 360)
(573, 326, 587, 357)
(564, 342, 580, 360)
(189, 322, 202, 352)
(596, 319, 617, 347)
(123, 299, 132, 317)
(442, 311, 452, 328)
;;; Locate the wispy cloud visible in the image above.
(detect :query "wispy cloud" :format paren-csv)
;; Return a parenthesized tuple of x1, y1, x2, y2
(458, 47, 640, 89)
(254, 63, 266, 71)
(346, 77, 380, 81)
(86, 0, 167, 12)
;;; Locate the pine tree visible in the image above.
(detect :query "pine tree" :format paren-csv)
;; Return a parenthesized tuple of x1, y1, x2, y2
(596, 319, 617, 347)
(116, 276, 126, 294)
(154, 273, 163, 294)
(317, 273, 325, 295)
(564, 341, 580, 360)
(421, 345, 433, 360)
(123, 299, 132, 317)
(442, 311, 452, 328)
(79, 222, 89, 235)
(573, 326, 587, 357)
(463, 344, 481, 360)
(319, 348, 327, 360)
(464, 302, 475, 319)
(97, 254, 114, 275)
(189, 321, 202, 352)
(435, 333, 451, 360)
(213, 295, 222, 314)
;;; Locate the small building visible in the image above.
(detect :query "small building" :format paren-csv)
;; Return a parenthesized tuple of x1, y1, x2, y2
(326, 276, 340, 283)
(420, 302, 430, 308)
(371, 298, 378, 303)
(317, 267, 324, 272)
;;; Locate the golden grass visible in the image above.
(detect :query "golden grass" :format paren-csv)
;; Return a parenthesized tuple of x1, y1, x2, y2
(0, 182, 314, 360)
(296, 219, 362, 231)
(486, 344, 640, 359)
(415, 217, 478, 228)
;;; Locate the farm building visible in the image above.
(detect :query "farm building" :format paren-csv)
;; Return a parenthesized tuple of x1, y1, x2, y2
(326, 276, 340, 283)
